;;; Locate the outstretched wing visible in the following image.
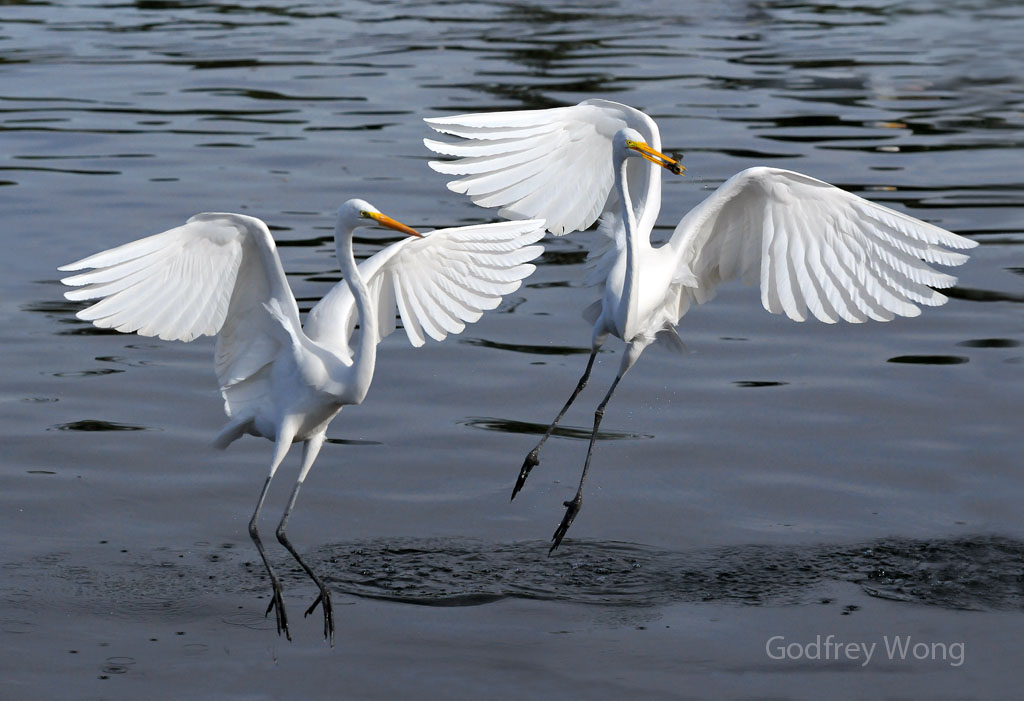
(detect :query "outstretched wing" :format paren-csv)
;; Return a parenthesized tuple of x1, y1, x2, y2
(59, 213, 301, 398)
(667, 167, 977, 323)
(424, 99, 660, 235)
(304, 219, 545, 355)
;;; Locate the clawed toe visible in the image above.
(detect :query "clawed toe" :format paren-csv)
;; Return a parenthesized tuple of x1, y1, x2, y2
(549, 494, 582, 555)
(512, 448, 540, 501)
(264, 584, 291, 641)
(304, 587, 335, 645)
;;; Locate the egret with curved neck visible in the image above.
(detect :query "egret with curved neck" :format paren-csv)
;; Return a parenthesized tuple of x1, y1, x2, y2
(534, 129, 691, 549)
(425, 98, 977, 553)
(60, 199, 545, 641)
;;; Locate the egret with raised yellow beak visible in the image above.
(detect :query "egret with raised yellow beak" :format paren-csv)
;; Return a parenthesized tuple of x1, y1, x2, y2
(425, 99, 976, 553)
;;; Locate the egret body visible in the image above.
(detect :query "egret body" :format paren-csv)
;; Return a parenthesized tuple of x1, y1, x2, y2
(424, 100, 977, 552)
(61, 200, 545, 640)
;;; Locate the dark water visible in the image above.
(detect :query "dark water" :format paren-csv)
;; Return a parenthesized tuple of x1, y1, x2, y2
(2, 1, 1022, 698)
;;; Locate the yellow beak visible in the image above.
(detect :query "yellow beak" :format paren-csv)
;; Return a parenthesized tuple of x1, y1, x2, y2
(366, 211, 422, 237)
(627, 140, 685, 175)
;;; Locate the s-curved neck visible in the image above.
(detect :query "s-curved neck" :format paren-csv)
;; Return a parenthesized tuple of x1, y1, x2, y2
(616, 156, 648, 327)
(633, 159, 661, 239)
(335, 224, 377, 404)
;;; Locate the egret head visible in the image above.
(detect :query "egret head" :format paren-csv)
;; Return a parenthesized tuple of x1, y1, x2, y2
(336, 199, 420, 237)
(615, 128, 685, 175)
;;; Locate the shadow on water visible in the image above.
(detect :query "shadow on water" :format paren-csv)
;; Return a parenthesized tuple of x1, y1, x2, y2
(460, 338, 593, 356)
(20, 536, 1024, 620)
(460, 416, 653, 441)
(957, 338, 1020, 349)
(51, 419, 150, 432)
(325, 437, 383, 447)
(945, 286, 1024, 304)
(887, 355, 969, 365)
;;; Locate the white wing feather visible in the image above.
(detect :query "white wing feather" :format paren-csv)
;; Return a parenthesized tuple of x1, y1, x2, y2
(59, 213, 302, 412)
(424, 99, 660, 235)
(304, 219, 545, 356)
(667, 167, 977, 324)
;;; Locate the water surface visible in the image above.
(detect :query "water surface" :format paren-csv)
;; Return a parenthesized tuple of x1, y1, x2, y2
(2, 1, 1022, 698)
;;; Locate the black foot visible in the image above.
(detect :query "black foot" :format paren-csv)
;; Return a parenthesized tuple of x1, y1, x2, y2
(304, 586, 335, 646)
(549, 494, 582, 555)
(264, 582, 291, 641)
(512, 448, 540, 501)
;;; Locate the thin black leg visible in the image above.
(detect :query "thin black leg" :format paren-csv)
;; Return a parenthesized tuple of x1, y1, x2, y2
(549, 372, 623, 555)
(513, 349, 598, 500)
(250, 474, 290, 640)
(275, 434, 333, 645)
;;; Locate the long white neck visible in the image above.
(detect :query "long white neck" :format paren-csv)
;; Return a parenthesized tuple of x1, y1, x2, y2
(633, 157, 662, 239)
(616, 156, 646, 331)
(335, 223, 377, 404)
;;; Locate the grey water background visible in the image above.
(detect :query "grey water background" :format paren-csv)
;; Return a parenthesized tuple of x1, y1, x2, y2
(2, 0, 1022, 697)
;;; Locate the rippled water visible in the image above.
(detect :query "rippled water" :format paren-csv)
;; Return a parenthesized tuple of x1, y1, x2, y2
(2, 1, 1022, 698)
(15, 536, 1024, 617)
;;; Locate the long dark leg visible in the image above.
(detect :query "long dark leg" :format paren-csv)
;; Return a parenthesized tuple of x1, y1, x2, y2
(249, 423, 297, 640)
(275, 433, 334, 645)
(512, 349, 599, 500)
(549, 371, 624, 555)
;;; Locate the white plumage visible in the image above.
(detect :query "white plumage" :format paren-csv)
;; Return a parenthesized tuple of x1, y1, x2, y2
(424, 99, 977, 552)
(60, 200, 545, 641)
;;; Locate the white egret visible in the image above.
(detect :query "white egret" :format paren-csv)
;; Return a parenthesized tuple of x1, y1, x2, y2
(424, 99, 977, 553)
(59, 200, 545, 642)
